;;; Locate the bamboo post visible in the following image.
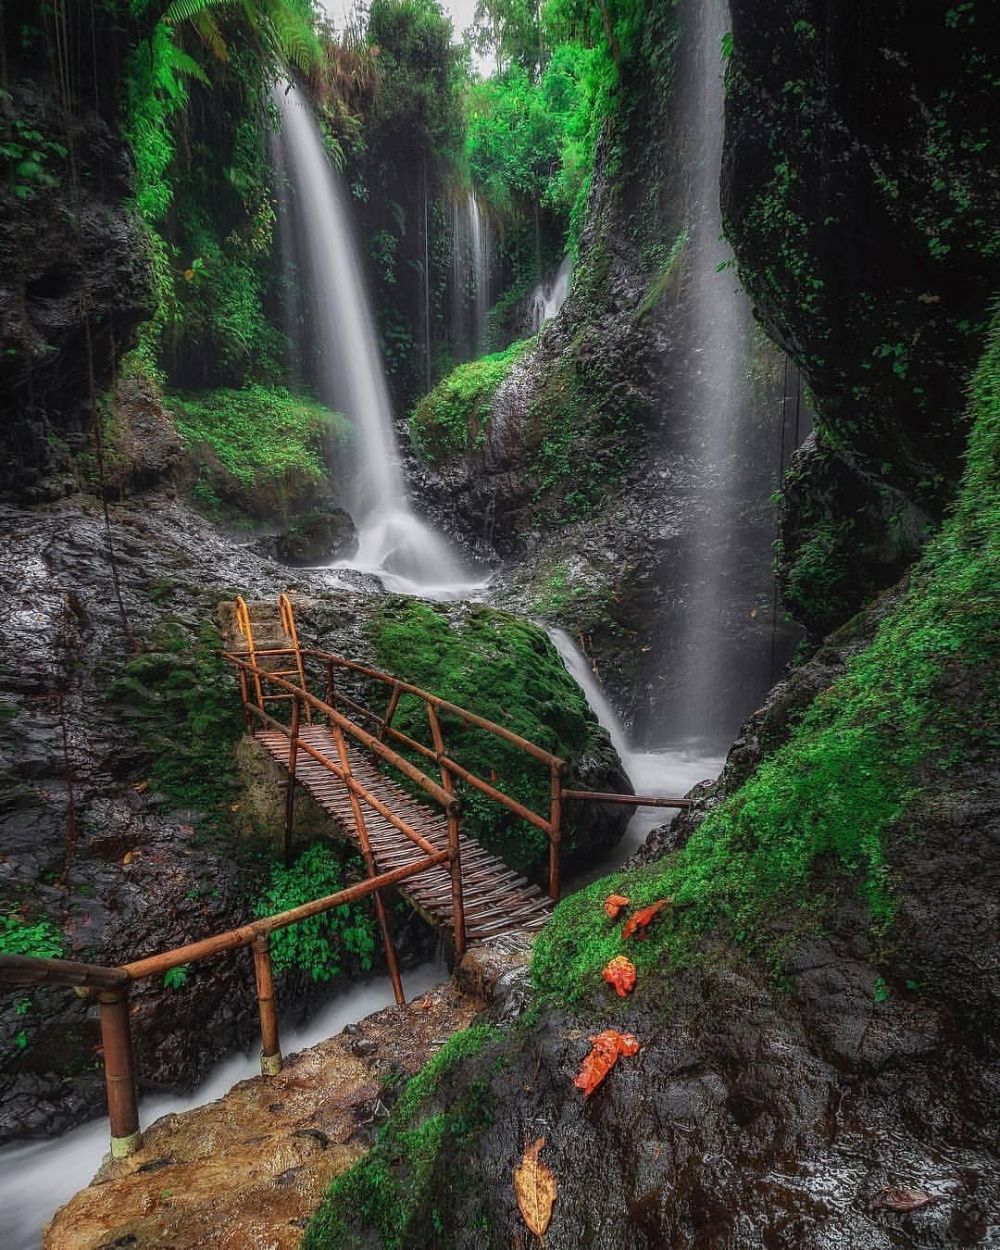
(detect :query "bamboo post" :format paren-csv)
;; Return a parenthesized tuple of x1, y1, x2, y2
(98, 989, 141, 1159)
(252, 935, 282, 1075)
(284, 694, 300, 866)
(237, 667, 253, 733)
(325, 658, 336, 715)
(548, 762, 563, 902)
(332, 724, 405, 1006)
(427, 704, 465, 962)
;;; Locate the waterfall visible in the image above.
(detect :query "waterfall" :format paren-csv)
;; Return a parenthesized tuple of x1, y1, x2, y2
(271, 83, 471, 594)
(449, 191, 492, 361)
(547, 628, 722, 874)
(643, 0, 801, 749)
(529, 255, 572, 331)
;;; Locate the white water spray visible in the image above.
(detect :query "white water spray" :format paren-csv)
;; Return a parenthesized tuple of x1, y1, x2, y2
(547, 628, 722, 871)
(0, 960, 446, 1250)
(450, 190, 493, 359)
(529, 255, 572, 331)
(272, 83, 473, 593)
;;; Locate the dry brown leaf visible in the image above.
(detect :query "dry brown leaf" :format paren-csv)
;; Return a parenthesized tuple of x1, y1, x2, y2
(514, 1136, 556, 1236)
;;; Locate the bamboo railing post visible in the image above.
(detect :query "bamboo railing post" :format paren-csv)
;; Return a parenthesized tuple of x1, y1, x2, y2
(332, 724, 405, 1006)
(252, 935, 282, 1075)
(548, 762, 564, 902)
(427, 704, 465, 962)
(237, 667, 253, 733)
(284, 694, 300, 866)
(325, 658, 336, 715)
(98, 988, 141, 1159)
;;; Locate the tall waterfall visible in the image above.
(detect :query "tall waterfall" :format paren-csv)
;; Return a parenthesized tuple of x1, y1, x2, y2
(530, 255, 572, 331)
(449, 191, 492, 360)
(271, 84, 467, 592)
(644, 0, 801, 748)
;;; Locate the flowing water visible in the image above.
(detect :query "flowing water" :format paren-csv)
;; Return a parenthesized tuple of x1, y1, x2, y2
(529, 255, 572, 331)
(548, 629, 722, 875)
(0, 959, 447, 1250)
(450, 191, 492, 360)
(271, 83, 477, 595)
(638, 0, 802, 751)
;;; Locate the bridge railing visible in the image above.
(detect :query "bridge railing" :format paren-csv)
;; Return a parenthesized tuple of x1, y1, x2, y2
(0, 854, 449, 1160)
(225, 645, 570, 902)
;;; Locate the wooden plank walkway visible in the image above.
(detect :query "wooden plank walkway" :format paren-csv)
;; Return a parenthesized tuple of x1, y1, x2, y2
(255, 726, 552, 943)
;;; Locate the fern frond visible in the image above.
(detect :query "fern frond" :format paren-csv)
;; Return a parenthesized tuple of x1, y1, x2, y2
(163, 0, 231, 25)
(194, 11, 230, 61)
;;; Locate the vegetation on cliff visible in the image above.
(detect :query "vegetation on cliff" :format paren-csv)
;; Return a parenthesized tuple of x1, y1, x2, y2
(368, 600, 620, 876)
(535, 308, 999, 997)
(169, 385, 348, 517)
(409, 338, 531, 464)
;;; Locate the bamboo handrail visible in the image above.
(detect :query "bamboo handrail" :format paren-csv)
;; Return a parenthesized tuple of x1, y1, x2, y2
(0, 850, 451, 1158)
(225, 653, 457, 813)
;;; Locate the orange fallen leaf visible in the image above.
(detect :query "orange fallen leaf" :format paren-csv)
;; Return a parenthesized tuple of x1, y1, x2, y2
(122, 850, 141, 865)
(603, 893, 630, 921)
(622, 898, 671, 940)
(602, 955, 637, 997)
(514, 1137, 556, 1236)
(573, 1029, 640, 1096)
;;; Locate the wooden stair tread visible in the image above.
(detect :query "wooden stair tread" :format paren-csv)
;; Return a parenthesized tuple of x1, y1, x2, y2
(255, 726, 551, 942)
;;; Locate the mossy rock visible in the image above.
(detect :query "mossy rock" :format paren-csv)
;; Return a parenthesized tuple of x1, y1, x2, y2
(366, 599, 632, 879)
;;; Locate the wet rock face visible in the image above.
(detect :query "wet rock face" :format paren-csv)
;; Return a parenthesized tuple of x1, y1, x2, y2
(0, 5, 152, 505)
(724, 0, 1000, 634)
(0, 495, 631, 1140)
(329, 769, 1000, 1248)
(270, 505, 359, 567)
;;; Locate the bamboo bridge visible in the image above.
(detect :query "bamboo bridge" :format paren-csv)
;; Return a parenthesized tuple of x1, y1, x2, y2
(0, 594, 690, 1161)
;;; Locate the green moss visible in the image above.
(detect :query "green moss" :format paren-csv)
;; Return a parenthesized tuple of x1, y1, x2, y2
(108, 619, 244, 838)
(534, 310, 1000, 1002)
(409, 339, 532, 466)
(304, 1024, 499, 1250)
(168, 385, 348, 518)
(781, 519, 856, 629)
(368, 600, 599, 876)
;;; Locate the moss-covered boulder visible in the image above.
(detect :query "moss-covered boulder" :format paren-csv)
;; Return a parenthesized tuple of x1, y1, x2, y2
(168, 384, 350, 522)
(365, 598, 632, 880)
(409, 339, 532, 468)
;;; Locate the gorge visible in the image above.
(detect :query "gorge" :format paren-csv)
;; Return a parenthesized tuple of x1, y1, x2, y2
(0, 0, 997, 1247)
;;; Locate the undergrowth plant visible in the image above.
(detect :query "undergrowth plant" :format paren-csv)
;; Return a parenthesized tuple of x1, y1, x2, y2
(254, 845, 377, 982)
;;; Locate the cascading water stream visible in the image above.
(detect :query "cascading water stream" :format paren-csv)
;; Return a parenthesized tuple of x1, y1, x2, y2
(639, 0, 802, 750)
(449, 190, 493, 361)
(547, 629, 722, 875)
(529, 255, 572, 331)
(271, 83, 479, 597)
(0, 960, 447, 1250)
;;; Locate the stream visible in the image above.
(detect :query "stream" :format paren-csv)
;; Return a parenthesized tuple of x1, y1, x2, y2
(0, 959, 447, 1250)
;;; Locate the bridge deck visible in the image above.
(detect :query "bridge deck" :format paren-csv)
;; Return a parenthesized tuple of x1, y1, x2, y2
(255, 726, 552, 942)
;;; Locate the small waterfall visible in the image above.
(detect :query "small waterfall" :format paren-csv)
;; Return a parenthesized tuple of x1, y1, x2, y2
(547, 629, 722, 871)
(449, 190, 492, 360)
(271, 83, 470, 593)
(530, 255, 572, 331)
